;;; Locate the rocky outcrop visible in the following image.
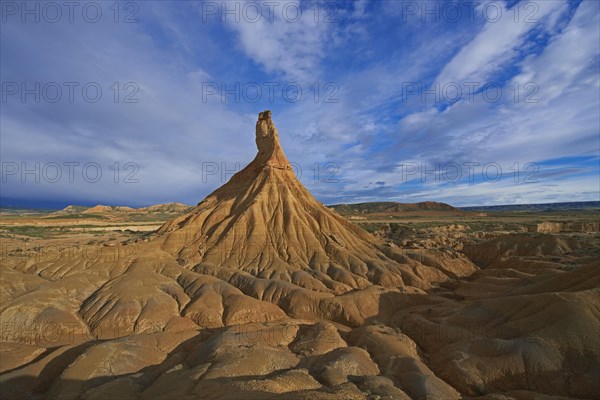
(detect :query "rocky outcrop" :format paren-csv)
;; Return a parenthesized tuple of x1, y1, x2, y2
(530, 221, 600, 233)
(2, 111, 597, 400)
(155, 111, 464, 290)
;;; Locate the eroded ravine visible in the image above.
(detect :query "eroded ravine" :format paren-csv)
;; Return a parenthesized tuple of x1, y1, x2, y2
(1, 112, 598, 400)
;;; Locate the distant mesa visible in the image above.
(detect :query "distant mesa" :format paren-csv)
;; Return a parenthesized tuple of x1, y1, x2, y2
(330, 201, 458, 215)
(84, 205, 136, 214)
(60, 205, 90, 213)
(138, 203, 191, 213)
(53, 202, 192, 215)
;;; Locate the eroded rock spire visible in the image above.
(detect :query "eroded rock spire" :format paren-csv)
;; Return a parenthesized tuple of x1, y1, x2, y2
(254, 110, 291, 170)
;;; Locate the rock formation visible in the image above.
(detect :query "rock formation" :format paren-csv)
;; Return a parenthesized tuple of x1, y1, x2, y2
(156, 111, 454, 291)
(1, 111, 597, 400)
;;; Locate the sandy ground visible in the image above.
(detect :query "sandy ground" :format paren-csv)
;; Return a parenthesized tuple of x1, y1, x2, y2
(1, 206, 598, 400)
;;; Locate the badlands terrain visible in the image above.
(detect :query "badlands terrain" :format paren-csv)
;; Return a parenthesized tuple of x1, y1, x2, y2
(1, 112, 599, 399)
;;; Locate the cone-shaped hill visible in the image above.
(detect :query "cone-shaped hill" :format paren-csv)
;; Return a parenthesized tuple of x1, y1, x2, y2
(155, 111, 452, 289)
(4, 111, 596, 400)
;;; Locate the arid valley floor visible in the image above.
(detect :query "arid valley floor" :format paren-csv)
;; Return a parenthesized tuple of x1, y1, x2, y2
(1, 114, 599, 400)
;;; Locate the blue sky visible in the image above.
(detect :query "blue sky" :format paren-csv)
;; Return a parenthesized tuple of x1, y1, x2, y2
(1, 0, 599, 208)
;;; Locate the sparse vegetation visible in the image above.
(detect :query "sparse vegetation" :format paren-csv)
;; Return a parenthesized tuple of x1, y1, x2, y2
(1, 225, 53, 238)
(45, 213, 108, 220)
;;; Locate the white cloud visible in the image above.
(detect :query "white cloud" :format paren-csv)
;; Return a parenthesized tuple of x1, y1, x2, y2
(1, 1, 598, 208)
(512, 0, 600, 105)
(436, 0, 568, 85)
(225, 0, 331, 82)
(0, 5, 254, 206)
(321, 1, 600, 205)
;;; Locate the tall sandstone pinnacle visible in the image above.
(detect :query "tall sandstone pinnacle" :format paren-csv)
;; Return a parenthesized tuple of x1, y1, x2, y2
(156, 111, 439, 289)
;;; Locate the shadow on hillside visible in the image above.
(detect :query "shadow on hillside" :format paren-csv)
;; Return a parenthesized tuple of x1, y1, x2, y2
(1, 330, 209, 399)
(2, 287, 598, 399)
(368, 290, 600, 400)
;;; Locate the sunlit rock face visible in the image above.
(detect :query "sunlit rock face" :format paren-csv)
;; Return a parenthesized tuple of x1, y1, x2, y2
(1, 111, 597, 400)
(155, 111, 447, 293)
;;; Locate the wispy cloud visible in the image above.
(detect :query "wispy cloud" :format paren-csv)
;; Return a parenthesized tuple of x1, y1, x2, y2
(1, 1, 598, 208)
(223, 0, 333, 82)
(436, 0, 569, 85)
